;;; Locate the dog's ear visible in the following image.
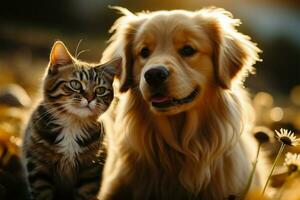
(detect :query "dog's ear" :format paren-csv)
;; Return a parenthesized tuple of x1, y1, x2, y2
(197, 8, 261, 88)
(101, 7, 145, 92)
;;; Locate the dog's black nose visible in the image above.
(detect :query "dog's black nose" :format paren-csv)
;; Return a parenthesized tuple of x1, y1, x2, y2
(144, 67, 169, 87)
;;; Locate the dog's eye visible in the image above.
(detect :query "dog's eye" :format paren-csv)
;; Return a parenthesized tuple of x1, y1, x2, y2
(140, 47, 151, 59)
(179, 45, 196, 57)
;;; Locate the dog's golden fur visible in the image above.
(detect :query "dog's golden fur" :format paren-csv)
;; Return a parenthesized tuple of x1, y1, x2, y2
(99, 7, 262, 200)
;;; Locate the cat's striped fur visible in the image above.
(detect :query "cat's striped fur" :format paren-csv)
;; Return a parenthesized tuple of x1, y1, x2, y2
(22, 41, 120, 200)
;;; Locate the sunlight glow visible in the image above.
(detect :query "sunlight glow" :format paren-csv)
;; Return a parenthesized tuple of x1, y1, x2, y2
(270, 107, 284, 122)
(290, 85, 300, 106)
(253, 92, 273, 107)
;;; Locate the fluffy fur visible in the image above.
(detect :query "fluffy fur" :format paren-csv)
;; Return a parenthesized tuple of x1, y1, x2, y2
(99, 7, 262, 200)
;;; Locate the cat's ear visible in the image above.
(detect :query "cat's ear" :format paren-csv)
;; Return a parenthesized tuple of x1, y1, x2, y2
(97, 57, 122, 78)
(49, 41, 73, 70)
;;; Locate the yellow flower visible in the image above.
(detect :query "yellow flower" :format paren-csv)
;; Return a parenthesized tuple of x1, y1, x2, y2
(275, 128, 299, 146)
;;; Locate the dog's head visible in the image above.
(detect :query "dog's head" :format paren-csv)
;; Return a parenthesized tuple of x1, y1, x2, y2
(102, 7, 260, 115)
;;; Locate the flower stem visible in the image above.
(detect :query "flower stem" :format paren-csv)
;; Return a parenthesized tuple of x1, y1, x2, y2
(261, 143, 286, 195)
(241, 143, 262, 198)
(276, 172, 297, 200)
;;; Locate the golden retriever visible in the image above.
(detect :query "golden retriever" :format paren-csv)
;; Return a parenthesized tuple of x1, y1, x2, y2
(99, 7, 262, 200)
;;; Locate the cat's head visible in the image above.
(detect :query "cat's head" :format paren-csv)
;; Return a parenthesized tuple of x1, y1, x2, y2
(43, 41, 121, 119)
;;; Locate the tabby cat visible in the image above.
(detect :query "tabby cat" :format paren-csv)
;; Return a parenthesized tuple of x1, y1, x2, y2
(22, 41, 120, 200)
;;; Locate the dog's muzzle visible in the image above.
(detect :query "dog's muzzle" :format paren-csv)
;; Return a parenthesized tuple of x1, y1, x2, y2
(144, 66, 169, 88)
(151, 87, 199, 109)
(143, 66, 199, 110)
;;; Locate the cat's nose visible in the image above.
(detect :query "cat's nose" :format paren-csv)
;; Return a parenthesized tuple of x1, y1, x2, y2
(85, 95, 94, 103)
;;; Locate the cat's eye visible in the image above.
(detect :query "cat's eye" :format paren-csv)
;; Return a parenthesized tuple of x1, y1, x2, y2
(70, 80, 82, 90)
(95, 87, 106, 95)
(140, 47, 151, 59)
(179, 45, 197, 57)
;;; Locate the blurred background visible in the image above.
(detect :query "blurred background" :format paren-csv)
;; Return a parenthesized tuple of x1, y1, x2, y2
(0, 0, 299, 199)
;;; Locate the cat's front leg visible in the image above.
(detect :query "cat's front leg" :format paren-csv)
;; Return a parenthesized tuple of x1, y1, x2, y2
(75, 164, 102, 200)
(26, 161, 54, 200)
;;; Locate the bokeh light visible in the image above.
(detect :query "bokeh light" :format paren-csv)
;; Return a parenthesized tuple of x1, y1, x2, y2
(270, 107, 284, 122)
(293, 113, 300, 130)
(290, 85, 300, 106)
(253, 92, 274, 107)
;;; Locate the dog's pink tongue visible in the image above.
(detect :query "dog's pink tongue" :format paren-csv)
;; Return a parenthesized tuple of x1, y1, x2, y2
(151, 96, 172, 103)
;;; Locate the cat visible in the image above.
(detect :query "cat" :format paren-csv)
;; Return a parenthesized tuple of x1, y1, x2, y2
(22, 41, 120, 200)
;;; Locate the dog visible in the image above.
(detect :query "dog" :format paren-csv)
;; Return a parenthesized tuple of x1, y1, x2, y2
(98, 7, 262, 200)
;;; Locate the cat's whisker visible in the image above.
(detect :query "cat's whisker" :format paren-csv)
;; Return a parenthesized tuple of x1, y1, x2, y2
(75, 39, 83, 59)
(76, 49, 90, 59)
(34, 105, 66, 124)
